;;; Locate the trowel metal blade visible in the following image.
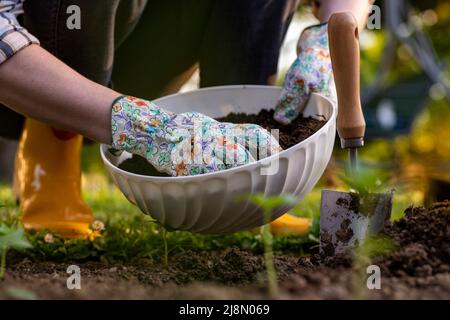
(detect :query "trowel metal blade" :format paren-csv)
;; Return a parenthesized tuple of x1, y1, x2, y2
(349, 148, 358, 173)
(320, 190, 393, 256)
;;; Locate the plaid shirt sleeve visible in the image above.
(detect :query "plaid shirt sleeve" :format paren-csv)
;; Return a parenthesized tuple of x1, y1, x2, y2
(0, 0, 39, 65)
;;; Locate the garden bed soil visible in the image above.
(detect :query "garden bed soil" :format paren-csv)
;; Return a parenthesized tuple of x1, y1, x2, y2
(118, 109, 325, 175)
(1, 201, 449, 299)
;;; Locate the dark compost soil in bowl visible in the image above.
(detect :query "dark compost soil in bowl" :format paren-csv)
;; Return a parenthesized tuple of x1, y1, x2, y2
(118, 109, 326, 176)
(2, 202, 449, 299)
(216, 109, 326, 150)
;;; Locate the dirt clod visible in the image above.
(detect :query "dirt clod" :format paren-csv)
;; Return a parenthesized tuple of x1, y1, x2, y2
(335, 219, 354, 243)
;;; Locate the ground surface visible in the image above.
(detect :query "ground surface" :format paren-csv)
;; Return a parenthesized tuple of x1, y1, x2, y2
(1, 202, 448, 300)
(0, 111, 448, 300)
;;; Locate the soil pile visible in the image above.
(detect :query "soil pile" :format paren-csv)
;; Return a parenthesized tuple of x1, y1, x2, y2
(378, 201, 450, 277)
(118, 155, 170, 177)
(217, 109, 325, 150)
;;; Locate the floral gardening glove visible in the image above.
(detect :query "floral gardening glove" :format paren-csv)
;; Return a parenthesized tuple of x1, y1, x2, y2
(111, 96, 281, 177)
(274, 23, 337, 125)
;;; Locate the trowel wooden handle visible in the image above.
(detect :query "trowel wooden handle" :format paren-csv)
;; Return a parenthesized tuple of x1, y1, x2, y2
(328, 13, 366, 145)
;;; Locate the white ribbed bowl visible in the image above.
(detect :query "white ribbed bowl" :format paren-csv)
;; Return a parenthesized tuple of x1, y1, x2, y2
(100, 85, 336, 234)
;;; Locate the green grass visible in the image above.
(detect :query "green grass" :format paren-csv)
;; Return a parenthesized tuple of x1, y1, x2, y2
(0, 171, 318, 263)
(0, 143, 419, 264)
(0, 223, 32, 279)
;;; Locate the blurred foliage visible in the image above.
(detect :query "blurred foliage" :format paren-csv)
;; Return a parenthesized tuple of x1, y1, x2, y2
(339, 165, 390, 195)
(0, 223, 32, 279)
(349, 0, 450, 205)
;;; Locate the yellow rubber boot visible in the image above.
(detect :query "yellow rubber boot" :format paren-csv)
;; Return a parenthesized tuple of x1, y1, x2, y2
(270, 214, 311, 236)
(15, 119, 93, 238)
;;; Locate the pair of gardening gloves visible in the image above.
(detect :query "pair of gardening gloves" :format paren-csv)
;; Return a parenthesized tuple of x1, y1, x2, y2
(112, 23, 336, 176)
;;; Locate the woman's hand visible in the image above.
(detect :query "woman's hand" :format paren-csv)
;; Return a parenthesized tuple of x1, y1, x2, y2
(274, 23, 336, 125)
(111, 96, 281, 176)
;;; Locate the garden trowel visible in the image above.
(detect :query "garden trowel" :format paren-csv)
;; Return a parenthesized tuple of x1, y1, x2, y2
(320, 13, 393, 256)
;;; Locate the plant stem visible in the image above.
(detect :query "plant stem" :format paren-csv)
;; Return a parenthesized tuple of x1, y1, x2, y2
(352, 264, 368, 299)
(161, 226, 168, 268)
(0, 249, 7, 280)
(261, 211, 278, 298)
(352, 250, 370, 300)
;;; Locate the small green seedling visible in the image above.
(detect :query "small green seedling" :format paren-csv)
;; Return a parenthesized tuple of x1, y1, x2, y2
(0, 224, 33, 280)
(352, 235, 397, 299)
(247, 194, 298, 298)
(339, 165, 394, 217)
(5, 287, 37, 300)
(340, 165, 390, 196)
(159, 224, 170, 268)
